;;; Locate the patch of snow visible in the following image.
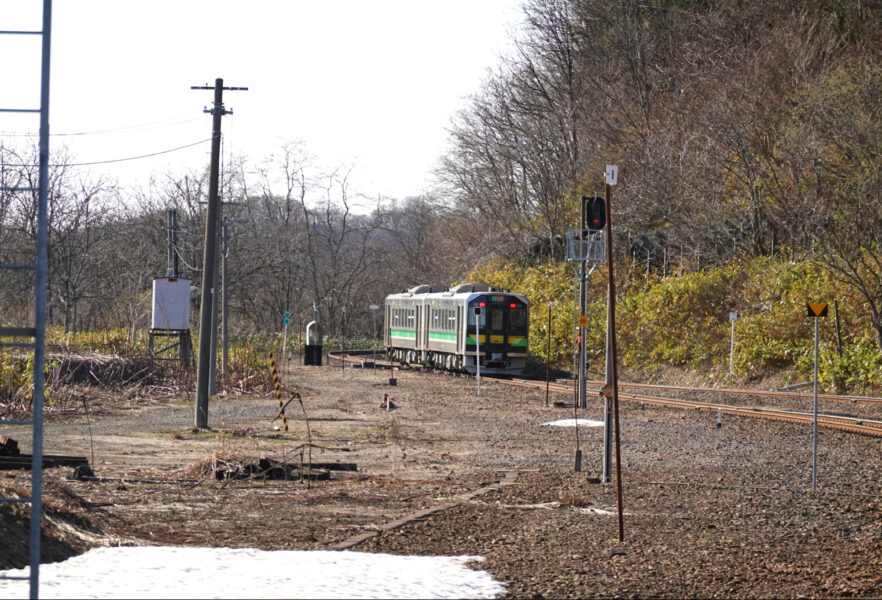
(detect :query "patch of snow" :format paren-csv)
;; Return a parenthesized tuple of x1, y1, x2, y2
(542, 419, 604, 427)
(0, 547, 506, 599)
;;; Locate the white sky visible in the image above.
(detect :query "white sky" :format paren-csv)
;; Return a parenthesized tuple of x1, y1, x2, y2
(0, 546, 506, 599)
(0, 0, 523, 200)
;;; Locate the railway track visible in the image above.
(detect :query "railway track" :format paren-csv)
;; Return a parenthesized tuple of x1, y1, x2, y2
(326, 350, 882, 437)
(503, 377, 882, 437)
(561, 378, 882, 406)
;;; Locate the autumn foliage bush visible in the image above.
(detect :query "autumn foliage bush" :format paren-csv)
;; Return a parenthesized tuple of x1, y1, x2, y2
(468, 256, 882, 393)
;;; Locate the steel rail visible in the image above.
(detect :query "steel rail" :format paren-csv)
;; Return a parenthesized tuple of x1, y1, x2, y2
(496, 377, 882, 437)
(326, 352, 882, 436)
(547, 377, 882, 406)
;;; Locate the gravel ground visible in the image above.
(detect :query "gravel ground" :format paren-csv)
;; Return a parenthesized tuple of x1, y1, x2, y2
(2, 360, 881, 598)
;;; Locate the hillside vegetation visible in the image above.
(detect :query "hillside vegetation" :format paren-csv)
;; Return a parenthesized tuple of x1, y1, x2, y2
(469, 255, 882, 394)
(4, 0, 882, 396)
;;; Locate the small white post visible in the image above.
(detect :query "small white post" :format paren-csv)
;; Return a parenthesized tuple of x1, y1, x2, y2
(369, 304, 380, 371)
(728, 311, 738, 374)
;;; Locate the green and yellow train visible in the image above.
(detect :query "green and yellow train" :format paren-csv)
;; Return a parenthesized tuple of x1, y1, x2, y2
(383, 283, 529, 374)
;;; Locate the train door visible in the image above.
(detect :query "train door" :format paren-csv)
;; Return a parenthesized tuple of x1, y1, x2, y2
(413, 302, 421, 350)
(484, 302, 507, 354)
(423, 304, 431, 348)
(456, 305, 463, 350)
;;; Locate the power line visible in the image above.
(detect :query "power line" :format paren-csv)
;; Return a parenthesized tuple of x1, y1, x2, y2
(0, 113, 203, 137)
(2, 137, 213, 168)
(67, 137, 213, 166)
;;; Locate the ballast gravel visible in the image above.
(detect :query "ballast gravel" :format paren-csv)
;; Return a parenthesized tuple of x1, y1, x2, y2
(6, 361, 881, 598)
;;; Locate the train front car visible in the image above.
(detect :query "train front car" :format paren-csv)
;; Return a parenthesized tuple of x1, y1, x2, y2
(384, 283, 529, 375)
(462, 289, 529, 375)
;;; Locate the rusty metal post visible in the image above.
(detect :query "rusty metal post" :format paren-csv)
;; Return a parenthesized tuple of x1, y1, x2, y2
(604, 178, 625, 542)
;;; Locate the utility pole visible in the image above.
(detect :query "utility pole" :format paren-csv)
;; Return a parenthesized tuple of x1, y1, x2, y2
(220, 218, 236, 377)
(192, 78, 247, 430)
(208, 224, 220, 395)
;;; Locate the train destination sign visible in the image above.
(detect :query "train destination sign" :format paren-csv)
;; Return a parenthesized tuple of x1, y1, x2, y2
(806, 303, 828, 317)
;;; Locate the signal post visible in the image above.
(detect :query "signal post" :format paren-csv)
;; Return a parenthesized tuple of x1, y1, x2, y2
(603, 164, 625, 542)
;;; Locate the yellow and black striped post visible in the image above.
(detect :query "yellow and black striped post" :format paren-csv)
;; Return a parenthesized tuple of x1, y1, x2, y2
(268, 353, 288, 432)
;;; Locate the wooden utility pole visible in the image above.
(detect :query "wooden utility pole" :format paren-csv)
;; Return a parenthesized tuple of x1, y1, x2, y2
(192, 78, 247, 430)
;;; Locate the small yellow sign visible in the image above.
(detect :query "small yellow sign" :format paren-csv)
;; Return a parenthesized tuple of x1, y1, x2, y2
(579, 315, 587, 327)
(807, 303, 828, 317)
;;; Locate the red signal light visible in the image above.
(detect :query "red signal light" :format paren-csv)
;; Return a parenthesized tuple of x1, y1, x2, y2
(478, 302, 486, 307)
(509, 303, 517, 308)
(583, 195, 606, 230)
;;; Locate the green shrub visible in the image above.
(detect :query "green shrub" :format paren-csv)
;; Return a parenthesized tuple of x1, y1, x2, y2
(468, 255, 882, 392)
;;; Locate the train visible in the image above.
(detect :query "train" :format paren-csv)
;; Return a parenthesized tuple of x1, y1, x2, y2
(383, 283, 529, 375)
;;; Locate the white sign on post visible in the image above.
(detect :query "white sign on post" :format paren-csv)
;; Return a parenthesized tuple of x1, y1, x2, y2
(605, 165, 618, 186)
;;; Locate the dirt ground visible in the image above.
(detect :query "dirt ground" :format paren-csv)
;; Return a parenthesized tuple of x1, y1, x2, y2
(2, 360, 881, 598)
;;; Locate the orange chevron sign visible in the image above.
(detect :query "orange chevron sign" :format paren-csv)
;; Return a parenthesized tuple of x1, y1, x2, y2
(807, 303, 828, 317)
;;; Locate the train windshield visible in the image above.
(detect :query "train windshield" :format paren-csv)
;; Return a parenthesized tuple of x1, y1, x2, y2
(509, 307, 527, 334)
(467, 308, 486, 327)
(489, 307, 504, 331)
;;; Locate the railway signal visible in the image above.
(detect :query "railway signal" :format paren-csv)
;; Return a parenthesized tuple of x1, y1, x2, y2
(583, 195, 606, 231)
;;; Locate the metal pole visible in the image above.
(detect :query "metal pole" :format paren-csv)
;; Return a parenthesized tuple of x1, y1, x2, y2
(475, 307, 482, 396)
(579, 260, 587, 409)
(371, 306, 379, 369)
(221, 221, 229, 376)
(545, 302, 553, 407)
(282, 320, 289, 363)
(573, 279, 579, 406)
(578, 196, 588, 410)
(729, 314, 736, 374)
(834, 300, 842, 357)
(812, 315, 819, 491)
(605, 180, 625, 542)
(341, 306, 346, 372)
(602, 323, 612, 483)
(30, 3, 52, 595)
(167, 209, 178, 276)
